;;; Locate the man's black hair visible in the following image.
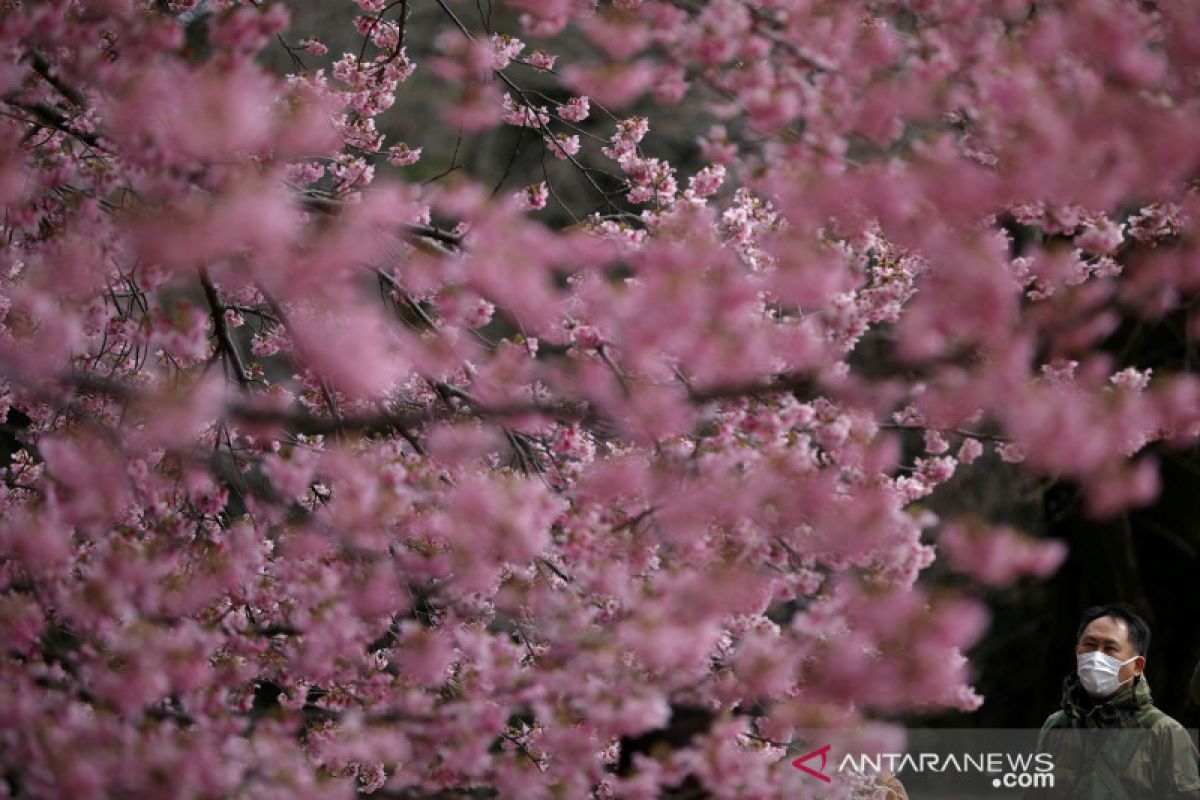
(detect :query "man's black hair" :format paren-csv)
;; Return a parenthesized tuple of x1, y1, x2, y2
(1075, 604, 1151, 656)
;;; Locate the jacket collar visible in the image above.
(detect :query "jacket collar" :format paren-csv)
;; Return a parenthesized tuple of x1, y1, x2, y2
(1060, 671, 1153, 727)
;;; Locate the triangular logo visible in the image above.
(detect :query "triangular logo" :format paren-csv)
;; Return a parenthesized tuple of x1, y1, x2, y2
(791, 743, 833, 783)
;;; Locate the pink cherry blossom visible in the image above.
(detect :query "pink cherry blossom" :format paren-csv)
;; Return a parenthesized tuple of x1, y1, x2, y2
(940, 521, 1068, 588)
(527, 51, 558, 71)
(386, 142, 422, 166)
(516, 181, 549, 211)
(3, 1, 1200, 797)
(557, 95, 590, 122)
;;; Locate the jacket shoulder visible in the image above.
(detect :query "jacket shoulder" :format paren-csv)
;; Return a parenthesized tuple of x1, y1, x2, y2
(1139, 705, 1184, 731)
(1147, 710, 1200, 795)
(1041, 711, 1068, 731)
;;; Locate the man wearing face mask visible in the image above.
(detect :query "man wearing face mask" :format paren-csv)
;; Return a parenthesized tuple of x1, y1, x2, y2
(1036, 604, 1200, 799)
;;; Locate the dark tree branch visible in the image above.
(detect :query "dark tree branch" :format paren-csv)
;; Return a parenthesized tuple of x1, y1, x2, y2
(687, 371, 818, 404)
(46, 363, 847, 452)
(200, 269, 251, 390)
(26, 51, 87, 109)
(3, 97, 100, 148)
(299, 191, 464, 250)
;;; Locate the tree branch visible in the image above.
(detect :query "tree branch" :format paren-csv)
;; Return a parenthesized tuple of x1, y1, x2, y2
(26, 50, 88, 109)
(52, 366, 831, 443)
(2, 97, 100, 148)
(200, 269, 251, 390)
(299, 191, 464, 249)
(687, 371, 818, 404)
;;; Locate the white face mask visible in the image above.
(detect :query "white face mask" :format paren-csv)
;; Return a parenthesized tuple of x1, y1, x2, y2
(1077, 651, 1139, 697)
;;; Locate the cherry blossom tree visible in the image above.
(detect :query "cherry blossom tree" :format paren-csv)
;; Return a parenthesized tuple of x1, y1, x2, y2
(1, 0, 1198, 797)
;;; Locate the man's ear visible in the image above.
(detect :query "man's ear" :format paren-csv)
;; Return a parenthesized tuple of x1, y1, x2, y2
(1133, 655, 1146, 676)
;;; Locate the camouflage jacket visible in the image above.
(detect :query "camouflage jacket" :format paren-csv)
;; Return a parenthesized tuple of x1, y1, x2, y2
(1035, 673, 1200, 800)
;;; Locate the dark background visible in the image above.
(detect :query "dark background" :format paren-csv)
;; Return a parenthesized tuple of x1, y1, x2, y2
(919, 307, 1200, 730)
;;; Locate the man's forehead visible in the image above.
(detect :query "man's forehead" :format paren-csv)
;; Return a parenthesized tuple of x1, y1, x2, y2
(1079, 616, 1131, 642)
